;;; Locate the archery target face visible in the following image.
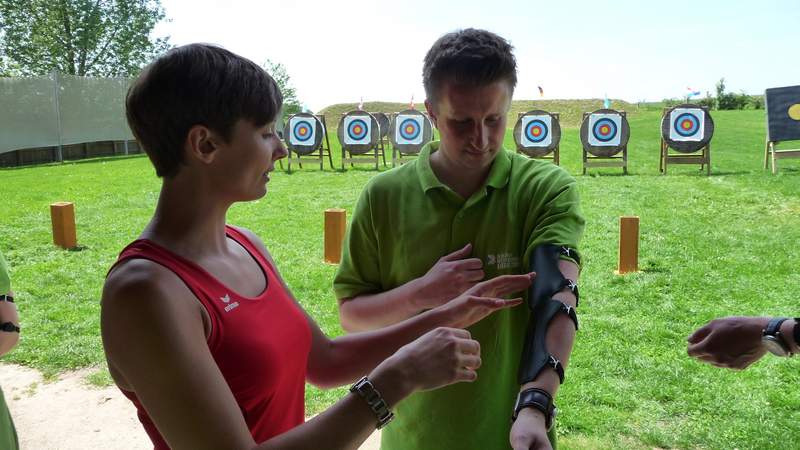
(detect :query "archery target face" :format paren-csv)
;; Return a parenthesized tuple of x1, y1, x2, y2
(669, 108, 705, 142)
(289, 116, 316, 146)
(343, 116, 371, 145)
(587, 114, 622, 146)
(395, 115, 424, 145)
(520, 115, 552, 147)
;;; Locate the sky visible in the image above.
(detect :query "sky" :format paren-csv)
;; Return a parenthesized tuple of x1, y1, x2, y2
(155, 0, 800, 112)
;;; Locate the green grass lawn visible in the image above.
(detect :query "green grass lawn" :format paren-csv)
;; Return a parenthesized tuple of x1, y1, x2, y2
(2, 107, 799, 449)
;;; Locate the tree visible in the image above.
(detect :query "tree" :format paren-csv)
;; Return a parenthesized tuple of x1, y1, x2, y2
(0, 0, 170, 77)
(263, 59, 303, 118)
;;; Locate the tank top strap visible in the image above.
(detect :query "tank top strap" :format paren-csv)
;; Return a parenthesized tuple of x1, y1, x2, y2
(224, 225, 279, 280)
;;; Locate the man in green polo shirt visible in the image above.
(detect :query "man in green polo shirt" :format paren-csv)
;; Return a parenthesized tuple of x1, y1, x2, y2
(0, 252, 20, 450)
(335, 29, 584, 450)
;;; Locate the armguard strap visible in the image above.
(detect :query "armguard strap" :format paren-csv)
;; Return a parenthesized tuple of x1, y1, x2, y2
(518, 244, 580, 385)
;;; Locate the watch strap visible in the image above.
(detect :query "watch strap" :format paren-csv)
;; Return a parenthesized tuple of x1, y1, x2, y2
(0, 295, 13, 303)
(512, 388, 556, 431)
(793, 318, 800, 348)
(765, 317, 789, 335)
(763, 317, 791, 356)
(350, 376, 394, 429)
(0, 322, 19, 333)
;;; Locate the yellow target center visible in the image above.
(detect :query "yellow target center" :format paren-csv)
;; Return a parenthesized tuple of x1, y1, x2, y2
(788, 104, 800, 121)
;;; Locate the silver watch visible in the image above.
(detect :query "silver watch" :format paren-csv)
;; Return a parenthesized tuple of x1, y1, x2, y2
(350, 376, 395, 429)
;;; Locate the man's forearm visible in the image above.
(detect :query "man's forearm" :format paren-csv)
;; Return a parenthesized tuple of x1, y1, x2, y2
(520, 305, 577, 398)
(519, 260, 579, 399)
(338, 277, 428, 332)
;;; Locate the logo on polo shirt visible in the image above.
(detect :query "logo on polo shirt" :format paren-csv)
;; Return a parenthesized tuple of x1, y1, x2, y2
(486, 253, 520, 271)
(220, 293, 240, 312)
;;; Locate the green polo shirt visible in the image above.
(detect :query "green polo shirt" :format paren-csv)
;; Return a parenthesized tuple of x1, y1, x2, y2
(0, 253, 18, 450)
(335, 142, 584, 450)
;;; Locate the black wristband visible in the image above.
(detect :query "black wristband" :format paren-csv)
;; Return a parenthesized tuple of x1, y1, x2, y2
(794, 318, 800, 347)
(0, 295, 13, 303)
(0, 322, 19, 333)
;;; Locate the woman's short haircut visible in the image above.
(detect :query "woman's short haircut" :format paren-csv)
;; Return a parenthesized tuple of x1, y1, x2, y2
(126, 44, 283, 178)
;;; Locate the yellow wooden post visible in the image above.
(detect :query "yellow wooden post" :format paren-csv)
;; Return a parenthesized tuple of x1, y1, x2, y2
(324, 208, 347, 264)
(50, 202, 77, 249)
(617, 216, 639, 274)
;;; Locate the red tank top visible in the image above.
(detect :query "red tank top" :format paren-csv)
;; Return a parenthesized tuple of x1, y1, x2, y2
(110, 226, 311, 449)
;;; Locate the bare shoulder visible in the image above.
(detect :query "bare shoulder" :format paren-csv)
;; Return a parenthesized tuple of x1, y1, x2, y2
(102, 258, 191, 315)
(101, 258, 206, 365)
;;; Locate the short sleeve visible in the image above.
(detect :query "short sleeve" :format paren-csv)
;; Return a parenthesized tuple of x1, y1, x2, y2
(333, 186, 382, 300)
(523, 177, 585, 269)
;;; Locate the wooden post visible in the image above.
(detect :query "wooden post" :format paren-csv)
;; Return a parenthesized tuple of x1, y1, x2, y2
(324, 208, 347, 264)
(50, 202, 77, 249)
(617, 216, 639, 274)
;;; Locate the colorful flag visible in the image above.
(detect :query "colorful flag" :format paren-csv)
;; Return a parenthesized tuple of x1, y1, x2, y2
(687, 87, 701, 97)
(410, 94, 415, 110)
(603, 94, 611, 109)
(537, 86, 544, 98)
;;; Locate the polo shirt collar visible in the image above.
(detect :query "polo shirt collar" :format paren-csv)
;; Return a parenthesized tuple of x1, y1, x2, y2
(417, 141, 512, 193)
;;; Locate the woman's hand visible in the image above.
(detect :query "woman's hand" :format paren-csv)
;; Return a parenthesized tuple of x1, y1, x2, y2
(435, 273, 534, 329)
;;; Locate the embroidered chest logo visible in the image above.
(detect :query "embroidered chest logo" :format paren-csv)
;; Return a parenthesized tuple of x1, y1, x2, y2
(486, 253, 520, 271)
(220, 294, 240, 312)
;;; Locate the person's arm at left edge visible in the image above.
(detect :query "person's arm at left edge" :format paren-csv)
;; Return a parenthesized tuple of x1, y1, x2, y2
(0, 289, 20, 357)
(0, 252, 19, 356)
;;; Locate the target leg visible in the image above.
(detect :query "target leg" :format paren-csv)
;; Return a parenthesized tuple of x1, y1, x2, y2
(763, 139, 770, 171)
(623, 147, 628, 175)
(771, 143, 777, 174)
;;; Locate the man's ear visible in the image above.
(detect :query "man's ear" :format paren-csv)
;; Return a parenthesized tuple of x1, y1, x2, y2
(184, 125, 221, 164)
(424, 99, 438, 129)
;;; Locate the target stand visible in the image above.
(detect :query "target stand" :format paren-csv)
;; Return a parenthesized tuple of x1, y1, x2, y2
(337, 111, 386, 170)
(372, 112, 392, 155)
(282, 113, 334, 172)
(390, 110, 434, 166)
(659, 104, 713, 175)
(580, 109, 630, 175)
(764, 85, 800, 174)
(513, 110, 561, 164)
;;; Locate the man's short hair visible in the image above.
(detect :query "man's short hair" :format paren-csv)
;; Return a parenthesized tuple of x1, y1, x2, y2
(126, 44, 283, 178)
(422, 28, 517, 106)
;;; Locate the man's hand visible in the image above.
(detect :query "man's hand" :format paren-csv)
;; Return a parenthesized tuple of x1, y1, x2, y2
(415, 244, 484, 309)
(510, 407, 552, 450)
(687, 316, 770, 370)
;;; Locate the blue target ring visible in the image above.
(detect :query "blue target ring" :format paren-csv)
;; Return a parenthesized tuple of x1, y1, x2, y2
(347, 118, 369, 141)
(673, 113, 700, 137)
(525, 119, 548, 143)
(592, 118, 618, 142)
(399, 118, 421, 141)
(293, 121, 313, 142)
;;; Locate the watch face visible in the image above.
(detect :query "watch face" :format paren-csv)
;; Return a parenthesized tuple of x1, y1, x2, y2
(763, 335, 789, 356)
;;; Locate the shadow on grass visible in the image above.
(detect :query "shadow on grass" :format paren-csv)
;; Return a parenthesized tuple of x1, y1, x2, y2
(66, 245, 90, 252)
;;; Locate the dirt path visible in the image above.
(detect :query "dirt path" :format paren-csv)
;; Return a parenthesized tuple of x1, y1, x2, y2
(0, 363, 380, 449)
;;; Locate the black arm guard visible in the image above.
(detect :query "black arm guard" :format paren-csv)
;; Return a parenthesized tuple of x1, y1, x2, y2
(518, 244, 580, 385)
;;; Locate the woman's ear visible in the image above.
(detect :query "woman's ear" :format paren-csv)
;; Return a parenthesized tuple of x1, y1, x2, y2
(184, 125, 221, 165)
